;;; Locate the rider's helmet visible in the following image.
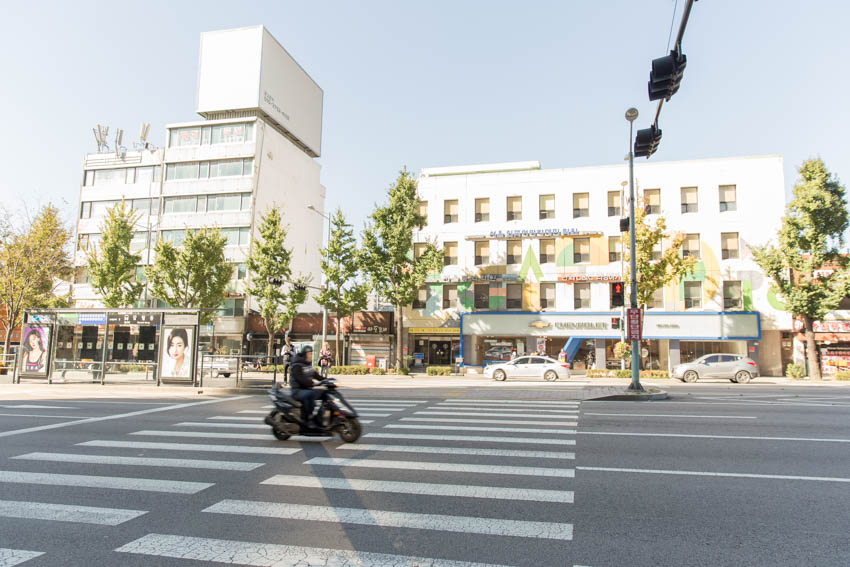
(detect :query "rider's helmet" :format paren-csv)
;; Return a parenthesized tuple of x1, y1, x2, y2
(300, 345, 313, 355)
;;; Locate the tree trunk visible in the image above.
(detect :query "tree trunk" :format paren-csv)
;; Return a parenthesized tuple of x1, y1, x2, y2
(335, 314, 341, 366)
(803, 315, 821, 381)
(395, 303, 403, 369)
(264, 319, 275, 360)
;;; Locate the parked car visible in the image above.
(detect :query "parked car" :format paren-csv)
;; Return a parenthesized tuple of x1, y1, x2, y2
(672, 354, 759, 383)
(484, 355, 571, 381)
(484, 346, 513, 361)
(201, 356, 238, 378)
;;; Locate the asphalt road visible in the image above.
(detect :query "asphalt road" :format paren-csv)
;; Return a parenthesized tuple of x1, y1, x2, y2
(0, 385, 848, 567)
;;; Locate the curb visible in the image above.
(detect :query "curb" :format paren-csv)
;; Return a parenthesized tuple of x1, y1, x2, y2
(585, 389, 669, 401)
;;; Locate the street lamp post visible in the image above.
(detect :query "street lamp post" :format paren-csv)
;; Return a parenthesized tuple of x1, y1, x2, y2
(620, 180, 628, 371)
(625, 107, 644, 392)
(307, 205, 331, 351)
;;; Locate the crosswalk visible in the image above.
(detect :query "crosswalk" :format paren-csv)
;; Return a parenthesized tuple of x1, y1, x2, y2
(0, 394, 585, 566)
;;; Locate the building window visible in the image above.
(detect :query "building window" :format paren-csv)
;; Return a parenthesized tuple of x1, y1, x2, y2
(539, 194, 555, 219)
(216, 298, 245, 318)
(129, 232, 148, 253)
(211, 123, 252, 144)
(608, 236, 621, 263)
(170, 123, 253, 147)
(683, 234, 700, 259)
(93, 168, 128, 185)
(165, 162, 199, 181)
(721, 232, 739, 259)
(645, 189, 661, 215)
(413, 243, 426, 259)
(84, 170, 95, 187)
(573, 238, 590, 264)
(133, 166, 156, 185)
(77, 233, 100, 251)
(474, 283, 489, 310)
(684, 281, 702, 309)
(723, 281, 743, 309)
(474, 241, 490, 266)
(443, 200, 458, 224)
(475, 198, 490, 222)
(131, 198, 158, 215)
(573, 193, 589, 218)
(80, 202, 92, 219)
(170, 127, 201, 147)
(165, 159, 253, 181)
(74, 267, 90, 284)
(507, 240, 521, 265)
(163, 193, 251, 214)
(163, 196, 197, 214)
(506, 283, 522, 310)
(719, 185, 737, 212)
(417, 200, 428, 224)
(574, 283, 591, 309)
(220, 227, 251, 247)
(540, 283, 556, 310)
(413, 285, 427, 309)
(647, 288, 663, 309)
(539, 239, 555, 264)
(507, 196, 522, 221)
(681, 187, 698, 214)
(443, 284, 457, 309)
(235, 263, 247, 280)
(443, 241, 457, 266)
(608, 191, 621, 217)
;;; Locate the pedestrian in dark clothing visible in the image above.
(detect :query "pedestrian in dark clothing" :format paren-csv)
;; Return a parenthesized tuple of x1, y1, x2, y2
(289, 345, 327, 428)
(281, 337, 296, 384)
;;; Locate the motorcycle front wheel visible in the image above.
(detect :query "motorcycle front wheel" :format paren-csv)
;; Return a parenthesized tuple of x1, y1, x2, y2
(337, 417, 362, 443)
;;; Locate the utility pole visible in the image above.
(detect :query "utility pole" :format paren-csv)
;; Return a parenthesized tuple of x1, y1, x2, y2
(625, 107, 644, 392)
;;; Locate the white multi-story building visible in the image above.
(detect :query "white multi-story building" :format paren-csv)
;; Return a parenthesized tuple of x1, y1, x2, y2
(406, 156, 794, 375)
(72, 26, 325, 356)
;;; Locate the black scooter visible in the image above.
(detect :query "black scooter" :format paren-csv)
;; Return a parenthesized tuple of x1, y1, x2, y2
(265, 379, 361, 442)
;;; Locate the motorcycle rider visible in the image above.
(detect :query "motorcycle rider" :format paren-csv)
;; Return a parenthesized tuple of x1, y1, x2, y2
(289, 345, 328, 429)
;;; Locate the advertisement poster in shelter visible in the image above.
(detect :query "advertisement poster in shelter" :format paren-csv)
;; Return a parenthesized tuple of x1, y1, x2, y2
(159, 327, 194, 379)
(20, 325, 51, 376)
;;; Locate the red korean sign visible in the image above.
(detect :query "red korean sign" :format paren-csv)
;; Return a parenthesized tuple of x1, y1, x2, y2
(627, 308, 642, 341)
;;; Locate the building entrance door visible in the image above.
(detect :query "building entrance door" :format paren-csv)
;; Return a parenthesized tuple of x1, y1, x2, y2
(429, 341, 451, 365)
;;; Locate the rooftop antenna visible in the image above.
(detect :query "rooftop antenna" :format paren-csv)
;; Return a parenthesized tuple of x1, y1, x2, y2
(92, 124, 109, 152)
(134, 122, 156, 151)
(114, 128, 126, 158)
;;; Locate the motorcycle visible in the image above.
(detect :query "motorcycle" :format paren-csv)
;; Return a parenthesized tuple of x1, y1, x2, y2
(265, 379, 362, 442)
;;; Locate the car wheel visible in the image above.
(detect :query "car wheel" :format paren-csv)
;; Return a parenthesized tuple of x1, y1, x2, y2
(493, 370, 507, 381)
(734, 370, 752, 384)
(544, 370, 558, 381)
(222, 373, 231, 378)
(211, 369, 220, 378)
(683, 370, 699, 383)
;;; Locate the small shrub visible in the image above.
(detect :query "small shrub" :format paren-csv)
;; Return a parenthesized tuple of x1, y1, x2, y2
(613, 369, 632, 378)
(786, 363, 805, 379)
(834, 370, 850, 381)
(328, 365, 370, 375)
(397, 366, 410, 375)
(369, 367, 387, 375)
(426, 366, 453, 376)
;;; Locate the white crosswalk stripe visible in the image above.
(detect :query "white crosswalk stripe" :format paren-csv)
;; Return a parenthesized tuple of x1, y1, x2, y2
(12, 452, 264, 471)
(304, 457, 575, 477)
(116, 533, 515, 567)
(417, 408, 580, 415)
(236, 410, 390, 417)
(437, 400, 580, 406)
(78, 440, 302, 455)
(261, 474, 574, 503)
(130, 430, 332, 441)
(366, 432, 576, 445)
(0, 470, 212, 494)
(204, 500, 574, 540)
(0, 499, 146, 525)
(345, 399, 426, 404)
(0, 548, 44, 566)
(335, 443, 575, 460)
(175, 420, 374, 428)
(386, 424, 576, 434)
(401, 417, 578, 426)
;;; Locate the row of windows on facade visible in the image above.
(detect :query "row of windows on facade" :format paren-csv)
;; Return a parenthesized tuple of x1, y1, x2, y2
(76, 227, 251, 252)
(82, 158, 253, 187)
(168, 123, 254, 148)
(424, 185, 737, 224)
(412, 280, 745, 311)
(418, 232, 741, 267)
(74, 264, 247, 285)
(79, 193, 252, 219)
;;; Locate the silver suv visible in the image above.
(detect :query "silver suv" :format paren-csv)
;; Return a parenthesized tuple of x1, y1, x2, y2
(673, 354, 760, 383)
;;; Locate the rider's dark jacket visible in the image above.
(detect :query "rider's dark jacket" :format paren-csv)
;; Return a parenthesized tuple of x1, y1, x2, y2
(289, 353, 318, 391)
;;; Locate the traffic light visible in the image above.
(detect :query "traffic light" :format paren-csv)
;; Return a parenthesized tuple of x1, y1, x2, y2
(611, 282, 625, 307)
(619, 217, 630, 232)
(648, 50, 687, 102)
(634, 125, 662, 158)
(267, 277, 284, 286)
(611, 317, 622, 330)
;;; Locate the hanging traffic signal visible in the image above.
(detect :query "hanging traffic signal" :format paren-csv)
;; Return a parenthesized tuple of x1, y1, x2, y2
(611, 282, 625, 307)
(611, 317, 622, 330)
(634, 125, 662, 158)
(648, 50, 687, 101)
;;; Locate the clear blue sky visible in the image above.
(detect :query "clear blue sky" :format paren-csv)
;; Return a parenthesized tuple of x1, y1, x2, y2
(2, 0, 849, 235)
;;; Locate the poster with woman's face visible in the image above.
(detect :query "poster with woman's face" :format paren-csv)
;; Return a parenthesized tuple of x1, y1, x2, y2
(21, 325, 50, 376)
(160, 327, 194, 379)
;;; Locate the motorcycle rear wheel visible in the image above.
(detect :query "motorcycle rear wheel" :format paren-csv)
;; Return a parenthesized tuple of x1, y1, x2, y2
(272, 426, 291, 441)
(337, 418, 362, 443)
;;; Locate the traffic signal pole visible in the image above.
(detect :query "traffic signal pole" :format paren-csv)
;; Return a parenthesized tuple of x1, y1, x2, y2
(626, 111, 644, 392)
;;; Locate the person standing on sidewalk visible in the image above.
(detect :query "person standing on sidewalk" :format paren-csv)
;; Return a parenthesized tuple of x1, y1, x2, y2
(319, 342, 333, 379)
(281, 336, 296, 385)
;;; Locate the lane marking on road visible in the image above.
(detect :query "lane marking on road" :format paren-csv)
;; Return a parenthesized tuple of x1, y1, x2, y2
(437, 400, 580, 406)
(234, 410, 390, 417)
(366, 433, 575, 446)
(0, 412, 88, 419)
(0, 470, 212, 494)
(0, 548, 44, 566)
(176, 420, 374, 429)
(417, 409, 580, 416)
(577, 431, 850, 443)
(204, 500, 574, 540)
(0, 396, 251, 439)
(79, 440, 301, 455)
(401, 417, 577, 426)
(576, 466, 850, 483)
(0, 404, 77, 409)
(116, 533, 517, 567)
(386, 424, 576, 435)
(344, 399, 426, 404)
(130, 430, 332, 442)
(261, 474, 574, 503)
(0, 499, 146, 525)
(335, 443, 575, 460)
(581, 413, 757, 419)
(586, 400, 850, 409)
(12, 452, 264, 471)
(304, 457, 575, 478)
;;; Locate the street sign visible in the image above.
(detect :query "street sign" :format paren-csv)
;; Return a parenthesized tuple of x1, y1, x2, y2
(627, 308, 642, 341)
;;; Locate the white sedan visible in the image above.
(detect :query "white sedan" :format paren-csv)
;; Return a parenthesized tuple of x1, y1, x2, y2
(484, 355, 571, 381)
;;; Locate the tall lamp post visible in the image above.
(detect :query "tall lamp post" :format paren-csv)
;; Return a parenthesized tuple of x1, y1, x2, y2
(307, 205, 331, 350)
(625, 107, 644, 392)
(619, 180, 628, 370)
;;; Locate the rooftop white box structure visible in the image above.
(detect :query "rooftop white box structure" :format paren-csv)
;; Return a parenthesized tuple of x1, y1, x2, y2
(196, 26, 323, 157)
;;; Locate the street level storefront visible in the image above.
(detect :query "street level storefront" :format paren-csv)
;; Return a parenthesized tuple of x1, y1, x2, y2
(798, 319, 850, 376)
(459, 311, 762, 373)
(407, 327, 461, 367)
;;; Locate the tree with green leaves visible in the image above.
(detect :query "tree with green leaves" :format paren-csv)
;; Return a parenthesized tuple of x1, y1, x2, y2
(753, 158, 850, 380)
(246, 208, 309, 358)
(361, 168, 443, 368)
(315, 208, 369, 365)
(86, 201, 144, 308)
(145, 227, 232, 324)
(0, 204, 72, 355)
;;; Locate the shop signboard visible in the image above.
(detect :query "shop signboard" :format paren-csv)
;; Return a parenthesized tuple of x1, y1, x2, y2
(813, 321, 850, 333)
(78, 313, 107, 326)
(627, 308, 642, 341)
(107, 312, 162, 326)
(407, 327, 460, 335)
